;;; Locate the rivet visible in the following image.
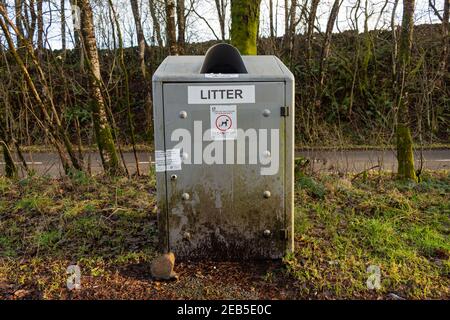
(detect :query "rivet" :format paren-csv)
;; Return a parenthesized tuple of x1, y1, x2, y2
(263, 230, 271, 237)
(171, 174, 178, 181)
(263, 151, 271, 159)
(263, 191, 271, 199)
(179, 111, 188, 119)
(182, 193, 190, 201)
(263, 109, 271, 117)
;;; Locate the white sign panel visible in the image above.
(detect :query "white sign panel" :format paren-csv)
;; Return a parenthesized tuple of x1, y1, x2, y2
(210, 105, 237, 141)
(188, 85, 255, 104)
(155, 149, 182, 172)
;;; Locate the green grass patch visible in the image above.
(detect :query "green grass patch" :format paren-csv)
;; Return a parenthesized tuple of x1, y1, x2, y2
(290, 170, 449, 299)
(0, 171, 448, 299)
(0, 175, 157, 298)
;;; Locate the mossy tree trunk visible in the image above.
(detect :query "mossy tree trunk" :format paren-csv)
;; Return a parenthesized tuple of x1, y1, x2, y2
(230, 0, 261, 55)
(395, 0, 417, 182)
(79, 0, 122, 176)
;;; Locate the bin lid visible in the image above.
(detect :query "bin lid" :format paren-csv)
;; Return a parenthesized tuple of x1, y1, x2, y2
(153, 55, 294, 83)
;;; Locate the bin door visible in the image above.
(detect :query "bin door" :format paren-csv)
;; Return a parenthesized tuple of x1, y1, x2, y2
(162, 82, 286, 259)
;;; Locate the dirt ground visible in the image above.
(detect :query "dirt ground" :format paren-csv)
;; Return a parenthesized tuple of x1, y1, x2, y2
(1, 260, 386, 300)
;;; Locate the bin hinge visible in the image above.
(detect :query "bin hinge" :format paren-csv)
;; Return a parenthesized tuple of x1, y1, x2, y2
(280, 106, 290, 117)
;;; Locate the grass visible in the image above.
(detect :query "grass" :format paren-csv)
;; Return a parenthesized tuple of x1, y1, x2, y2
(0, 174, 158, 299)
(289, 171, 449, 299)
(16, 142, 450, 154)
(0, 171, 448, 299)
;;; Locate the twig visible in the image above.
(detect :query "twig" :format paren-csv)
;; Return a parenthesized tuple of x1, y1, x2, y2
(351, 165, 381, 182)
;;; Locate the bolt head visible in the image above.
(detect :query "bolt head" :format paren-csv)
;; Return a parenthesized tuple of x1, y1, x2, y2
(179, 111, 188, 119)
(263, 191, 271, 199)
(263, 151, 271, 159)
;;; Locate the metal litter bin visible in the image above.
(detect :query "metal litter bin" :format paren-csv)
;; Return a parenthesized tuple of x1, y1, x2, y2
(152, 44, 295, 259)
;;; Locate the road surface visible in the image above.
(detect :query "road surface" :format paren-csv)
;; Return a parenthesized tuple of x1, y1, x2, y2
(1, 149, 449, 177)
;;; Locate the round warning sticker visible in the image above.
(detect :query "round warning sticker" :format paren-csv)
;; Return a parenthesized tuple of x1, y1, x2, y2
(215, 115, 233, 132)
(210, 105, 237, 140)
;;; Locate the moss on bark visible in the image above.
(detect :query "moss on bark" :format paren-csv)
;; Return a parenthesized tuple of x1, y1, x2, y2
(395, 0, 417, 182)
(396, 124, 417, 182)
(79, 0, 122, 176)
(231, 0, 261, 55)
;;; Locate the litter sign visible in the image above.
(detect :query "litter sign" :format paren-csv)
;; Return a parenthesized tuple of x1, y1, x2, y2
(210, 105, 237, 140)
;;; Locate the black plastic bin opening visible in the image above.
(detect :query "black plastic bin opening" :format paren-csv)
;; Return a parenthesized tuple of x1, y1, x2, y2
(200, 43, 248, 74)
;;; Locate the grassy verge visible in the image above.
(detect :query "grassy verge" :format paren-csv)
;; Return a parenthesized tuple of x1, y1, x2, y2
(0, 173, 158, 299)
(17, 143, 450, 154)
(289, 170, 449, 299)
(0, 171, 448, 299)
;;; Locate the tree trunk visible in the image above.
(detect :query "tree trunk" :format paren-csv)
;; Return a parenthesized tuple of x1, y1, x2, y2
(23, 0, 37, 44)
(289, 0, 296, 36)
(37, 0, 43, 49)
(15, 0, 24, 48)
(1, 141, 17, 178)
(111, 0, 141, 176)
(69, 0, 82, 51)
(61, 0, 66, 50)
(287, 0, 297, 61)
(0, 120, 17, 178)
(214, 0, 226, 40)
(395, 0, 417, 181)
(319, 0, 342, 87)
(176, 0, 185, 54)
(130, 0, 153, 133)
(230, 0, 261, 55)
(149, 0, 163, 47)
(391, 0, 399, 85)
(438, 0, 449, 83)
(165, 0, 178, 55)
(78, 0, 122, 175)
(130, 0, 148, 76)
(306, 0, 320, 61)
(269, 0, 274, 39)
(284, 0, 288, 40)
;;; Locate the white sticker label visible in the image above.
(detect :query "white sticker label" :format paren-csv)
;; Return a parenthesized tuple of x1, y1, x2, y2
(210, 105, 237, 141)
(155, 149, 182, 172)
(205, 74, 240, 79)
(188, 85, 255, 104)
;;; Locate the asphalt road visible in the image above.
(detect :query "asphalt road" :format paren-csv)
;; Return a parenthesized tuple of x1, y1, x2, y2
(1, 149, 449, 177)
